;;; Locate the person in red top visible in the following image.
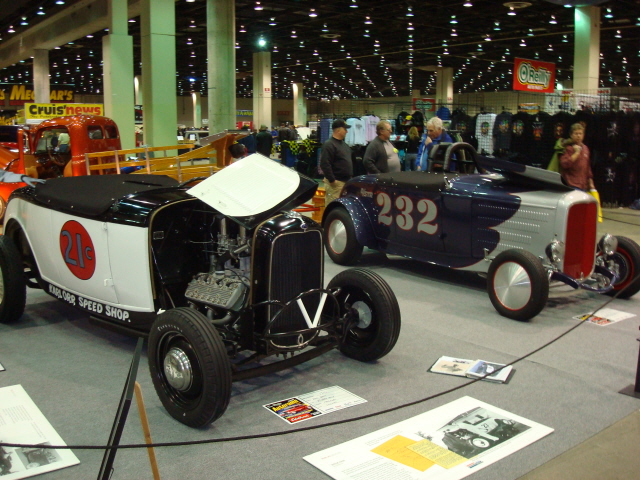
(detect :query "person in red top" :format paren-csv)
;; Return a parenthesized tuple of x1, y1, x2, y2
(560, 123, 595, 192)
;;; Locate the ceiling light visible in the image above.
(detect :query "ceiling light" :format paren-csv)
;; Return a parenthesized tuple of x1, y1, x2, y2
(604, 8, 613, 19)
(291, 30, 297, 38)
(7, 26, 15, 33)
(186, 38, 193, 45)
(20, 17, 28, 26)
(451, 29, 458, 36)
(520, 39, 526, 46)
(269, 18, 276, 26)
(239, 25, 246, 32)
(255, 2, 263, 10)
(527, 29, 534, 36)
(615, 30, 621, 38)
(350, 0, 358, 8)
(508, 7, 516, 16)
(464, 1, 473, 6)
(485, 34, 492, 41)
(549, 15, 557, 24)
(309, 9, 317, 17)
(56, 0, 65, 4)
(365, 16, 372, 24)
(450, 15, 458, 24)
(407, 23, 414, 30)
(547, 44, 553, 51)
(37, 7, 45, 15)
(406, 7, 413, 17)
(494, 22, 501, 30)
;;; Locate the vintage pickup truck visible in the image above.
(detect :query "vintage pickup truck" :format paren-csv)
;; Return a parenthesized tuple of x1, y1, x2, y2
(0, 115, 121, 220)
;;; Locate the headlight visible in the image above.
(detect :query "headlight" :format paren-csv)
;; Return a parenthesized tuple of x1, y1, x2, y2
(545, 240, 565, 266)
(599, 234, 618, 256)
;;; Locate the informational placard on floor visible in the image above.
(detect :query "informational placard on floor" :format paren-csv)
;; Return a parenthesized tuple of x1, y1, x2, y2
(264, 386, 367, 424)
(0, 361, 4, 372)
(304, 396, 553, 480)
(574, 308, 636, 326)
(0, 385, 79, 479)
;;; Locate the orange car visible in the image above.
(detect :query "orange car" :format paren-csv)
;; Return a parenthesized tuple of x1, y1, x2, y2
(0, 115, 121, 220)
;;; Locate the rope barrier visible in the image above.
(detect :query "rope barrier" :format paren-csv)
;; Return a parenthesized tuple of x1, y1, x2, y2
(1, 275, 636, 452)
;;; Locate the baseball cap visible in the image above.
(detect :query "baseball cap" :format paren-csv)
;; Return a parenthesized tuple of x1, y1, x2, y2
(331, 119, 351, 130)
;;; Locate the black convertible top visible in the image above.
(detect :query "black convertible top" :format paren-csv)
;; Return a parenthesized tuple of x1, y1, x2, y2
(33, 174, 179, 216)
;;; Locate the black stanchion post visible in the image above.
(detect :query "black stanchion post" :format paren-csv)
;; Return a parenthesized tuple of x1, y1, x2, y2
(619, 327, 640, 399)
(97, 337, 144, 480)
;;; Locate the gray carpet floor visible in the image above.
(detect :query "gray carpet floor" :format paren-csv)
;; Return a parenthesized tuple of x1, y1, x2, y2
(1, 211, 639, 480)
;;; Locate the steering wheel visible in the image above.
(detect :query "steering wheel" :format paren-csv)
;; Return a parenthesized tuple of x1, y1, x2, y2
(443, 142, 479, 173)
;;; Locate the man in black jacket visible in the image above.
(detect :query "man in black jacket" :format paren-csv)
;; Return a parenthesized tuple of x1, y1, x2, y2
(363, 120, 401, 174)
(256, 125, 273, 157)
(319, 119, 352, 206)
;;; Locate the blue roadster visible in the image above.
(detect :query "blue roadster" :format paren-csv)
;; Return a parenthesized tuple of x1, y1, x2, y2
(323, 142, 640, 321)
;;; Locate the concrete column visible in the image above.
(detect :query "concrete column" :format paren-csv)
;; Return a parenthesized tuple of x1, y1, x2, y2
(293, 82, 306, 127)
(435, 67, 453, 106)
(253, 50, 271, 130)
(141, 0, 178, 148)
(33, 49, 49, 104)
(103, 0, 135, 149)
(134, 75, 143, 105)
(573, 6, 600, 92)
(207, 0, 235, 133)
(192, 92, 202, 128)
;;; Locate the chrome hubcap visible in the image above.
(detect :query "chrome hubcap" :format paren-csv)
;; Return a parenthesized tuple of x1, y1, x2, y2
(352, 300, 372, 328)
(328, 219, 347, 254)
(493, 262, 532, 310)
(163, 347, 193, 391)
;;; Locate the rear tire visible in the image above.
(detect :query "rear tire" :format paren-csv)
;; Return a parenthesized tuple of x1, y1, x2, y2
(487, 249, 548, 321)
(328, 268, 400, 361)
(148, 308, 231, 427)
(323, 208, 363, 266)
(606, 236, 640, 299)
(0, 235, 26, 323)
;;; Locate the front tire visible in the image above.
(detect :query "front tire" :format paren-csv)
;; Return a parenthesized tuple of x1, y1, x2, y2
(0, 235, 26, 323)
(328, 268, 400, 361)
(606, 236, 640, 299)
(148, 308, 231, 428)
(323, 208, 363, 266)
(487, 249, 549, 321)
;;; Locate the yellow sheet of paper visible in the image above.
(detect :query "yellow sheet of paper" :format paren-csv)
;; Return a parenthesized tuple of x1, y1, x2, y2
(371, 435, 435, 472)
(407, 439, 467, 469)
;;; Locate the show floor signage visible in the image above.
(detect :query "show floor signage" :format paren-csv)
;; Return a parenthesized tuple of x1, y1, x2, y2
(264, 386, 366, 424)
(513, 58, 555, 93)
(574, 308, 636, 326)
(0, 84, 74, 106)
(25, 103, 104, 124)
(0, 385, 79, 479)
(304, 396, 553, 480)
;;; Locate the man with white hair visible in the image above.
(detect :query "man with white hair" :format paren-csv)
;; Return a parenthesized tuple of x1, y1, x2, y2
(416, 117, 453, 171)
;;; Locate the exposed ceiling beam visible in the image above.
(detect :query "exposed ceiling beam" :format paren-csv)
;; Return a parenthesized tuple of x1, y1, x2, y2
(0, 0, 143, 69)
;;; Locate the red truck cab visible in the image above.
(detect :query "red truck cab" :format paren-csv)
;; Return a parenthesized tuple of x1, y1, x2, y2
(0, 115, 121, 220)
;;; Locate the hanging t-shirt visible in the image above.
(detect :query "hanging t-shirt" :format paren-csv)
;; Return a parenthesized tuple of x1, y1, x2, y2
(550, 111, 573, 141)
(509, 111, 532, 162)
(364, 115, 380, 142)
(450, 112, 475, 148)
(493, 111, 513, 155)
(475, 113, 497, 155)
(436, 106, 451, 121)
(345, 117, 366, 146)
(319, 118, 332, 144)
(528, 112, 554, 168)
